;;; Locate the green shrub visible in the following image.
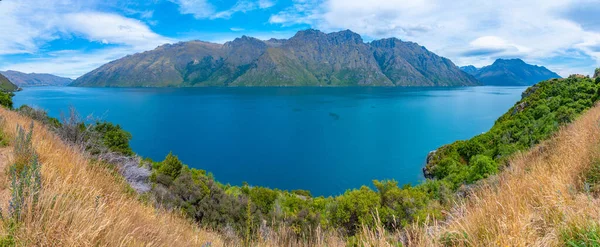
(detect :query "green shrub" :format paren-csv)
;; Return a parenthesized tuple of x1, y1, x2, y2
(92, 122, 133, 155)
(155, 152, 183, 182)
(468, 155, 497, 182)
(0, 92, 13, 108)
(249, 187, 278, 215)
(561, 222, 600, 246)
(329, 186, 380, 234)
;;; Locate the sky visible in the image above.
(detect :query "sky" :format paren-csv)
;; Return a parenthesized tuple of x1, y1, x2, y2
(0, 0, 599, 79)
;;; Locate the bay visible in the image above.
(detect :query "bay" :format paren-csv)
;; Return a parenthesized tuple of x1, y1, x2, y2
(13, 86, 526, 196)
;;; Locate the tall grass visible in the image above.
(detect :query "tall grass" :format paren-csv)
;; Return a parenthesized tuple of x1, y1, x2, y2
(411, 103, 600, 246)
(0, 107, 223, 246)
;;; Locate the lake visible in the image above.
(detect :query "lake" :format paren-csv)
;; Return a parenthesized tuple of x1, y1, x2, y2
(14, 86, 526, 196)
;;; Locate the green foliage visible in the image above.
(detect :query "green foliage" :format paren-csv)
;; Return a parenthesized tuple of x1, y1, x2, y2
(426, 77, 600, 189)
(157, 152, 183, 180)
(92, 121, 133, 155)
(561, 222, 600, 247)
(3, 123, 42, 242)
(468, 155, 497, 182)
(291, 189, 312, 198)
(583, 161, 600, 196)
(249, 187, 278, 215)
(329, 186, 380, 235)
(0, 92, 13, 109)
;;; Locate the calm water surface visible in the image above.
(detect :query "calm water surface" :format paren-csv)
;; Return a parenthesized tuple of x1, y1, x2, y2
(14, 86, 526, 196)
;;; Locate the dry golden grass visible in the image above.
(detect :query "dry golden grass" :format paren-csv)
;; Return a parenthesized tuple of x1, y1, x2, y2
(0, 107, 224, 246)
(412, 103, 600, 246)
(3, 100, 600, 246)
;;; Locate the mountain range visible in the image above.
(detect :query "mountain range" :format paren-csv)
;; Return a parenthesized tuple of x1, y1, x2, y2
(71, 29, 479, 87)
(460, 59, 561, 86)
(0, 70, 72, 87)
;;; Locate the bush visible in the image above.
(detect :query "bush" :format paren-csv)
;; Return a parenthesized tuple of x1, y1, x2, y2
(468, 155, 497, 182)
(330, 186, 380, 235)
(153, 152, 184, 183)
(92, 122, 133, 155)
(0, 92, 13, 108)
(17, 105, 60, 128)
(249, 187, 278, 215)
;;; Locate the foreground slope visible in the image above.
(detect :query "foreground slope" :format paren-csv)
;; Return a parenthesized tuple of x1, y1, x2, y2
(0, 108, 222, 246)
(461, 58, 561, 86)
(71, 29, 479, 87)
(0, 70, 72, 87)
(413, 100, 600, 246)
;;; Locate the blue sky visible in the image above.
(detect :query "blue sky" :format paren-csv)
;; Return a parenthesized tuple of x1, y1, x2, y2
(0, 0, 599, 78)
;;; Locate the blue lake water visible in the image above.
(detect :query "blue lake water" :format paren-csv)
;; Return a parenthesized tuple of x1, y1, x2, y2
(14, 86, 526, 196)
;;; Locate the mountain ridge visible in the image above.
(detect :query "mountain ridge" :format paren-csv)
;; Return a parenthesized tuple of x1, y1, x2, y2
(460, 58, 561, 86)
(71, 29, 480, 87)
(0, 70, 72, 87)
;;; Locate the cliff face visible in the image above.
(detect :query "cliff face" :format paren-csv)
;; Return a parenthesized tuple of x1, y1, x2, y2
(72, 29, 480, 87)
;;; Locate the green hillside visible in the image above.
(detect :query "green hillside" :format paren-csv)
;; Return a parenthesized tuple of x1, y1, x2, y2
(0, 73, 18, 92)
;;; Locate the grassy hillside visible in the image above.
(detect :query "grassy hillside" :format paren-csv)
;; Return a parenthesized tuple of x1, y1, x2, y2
(412, 93, 600, 246)
(0, 108, 223, 246)
(425, 76, 600, 190)
(0, 74, 17, 92)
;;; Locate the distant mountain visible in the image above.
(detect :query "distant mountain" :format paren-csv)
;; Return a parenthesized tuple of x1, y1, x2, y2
(0, 70, 72, 87)
(459, 65, 478, 75)
(72, 29, 479, 87)
(460, 59, 561, 86)
(0, 73, 18, 92)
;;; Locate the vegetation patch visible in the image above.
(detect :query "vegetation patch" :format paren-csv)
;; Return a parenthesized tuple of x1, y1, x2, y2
(561, 221, 600, 247)
(426, 76, 600, 189)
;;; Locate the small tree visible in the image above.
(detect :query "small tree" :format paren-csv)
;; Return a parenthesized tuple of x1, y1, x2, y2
(158, 152, 183, 180)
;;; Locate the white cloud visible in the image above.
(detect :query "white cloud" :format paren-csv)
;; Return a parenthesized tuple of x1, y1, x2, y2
(270, 0, 600, 76)
(169, 0, 215, 19)
(0, 0, 173, 77)
(62, 12, 173, 50)
(171, 0, 276, 20)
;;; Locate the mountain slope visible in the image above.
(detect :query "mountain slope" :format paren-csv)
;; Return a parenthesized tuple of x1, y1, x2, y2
(372, 38, 478, 86)
(0, 73, 18, 92)
(72, 29, 479, 87)
(461, 58, 561, 86)
(0, 70, 72, 87)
